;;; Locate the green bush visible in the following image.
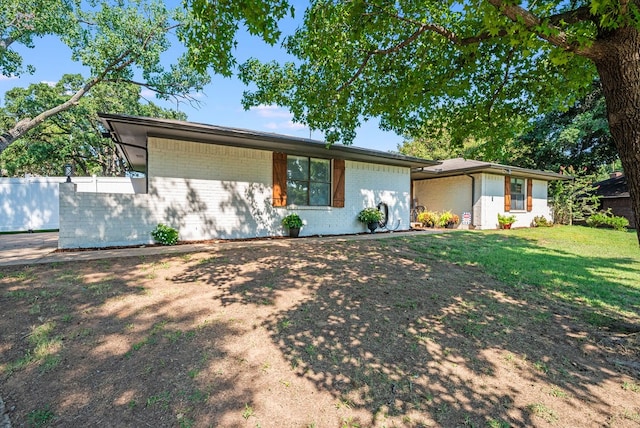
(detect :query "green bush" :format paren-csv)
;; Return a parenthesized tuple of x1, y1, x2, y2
(497, 213, 516, 226)
(151, 224, 179, 245)
(531, 215, 552, 227)
(417, 211, 438, 227)
(357, 207, 383, 224)
(281, 213, 303, 229)
(586, 210, 629, 231)
(438, 210, 459, 227)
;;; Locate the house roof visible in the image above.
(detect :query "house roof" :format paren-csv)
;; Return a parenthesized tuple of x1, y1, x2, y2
(411, 157, 569, 181)
(98, 113, 439, 173)
(594, 174, 629, 198)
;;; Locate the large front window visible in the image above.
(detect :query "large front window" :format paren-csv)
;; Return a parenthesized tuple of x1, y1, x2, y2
(510, 177, 525, 211)
(287, 156, 331, 206)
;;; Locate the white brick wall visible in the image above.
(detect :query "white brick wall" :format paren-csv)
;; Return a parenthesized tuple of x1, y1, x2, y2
(1, 176, 144, 233)
(413, 175, 473, 228)
(59, 138, 412, 248)
(413, 173, 552, 230)
(58, 182, 156, 248)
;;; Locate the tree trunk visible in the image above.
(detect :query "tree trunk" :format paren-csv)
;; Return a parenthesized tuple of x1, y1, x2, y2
(594, 27, 640, 244)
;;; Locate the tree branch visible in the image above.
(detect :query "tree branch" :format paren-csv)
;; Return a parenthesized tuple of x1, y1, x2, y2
(546, 6, 593, 26)
(487, 47, 515, 121)
(486, 0, 595, 56)
(0, 28, 158, 151)
(337, 5, 512, 91)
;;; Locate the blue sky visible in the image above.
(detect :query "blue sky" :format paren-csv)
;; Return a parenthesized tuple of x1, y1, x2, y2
(0, 3, 406, 153)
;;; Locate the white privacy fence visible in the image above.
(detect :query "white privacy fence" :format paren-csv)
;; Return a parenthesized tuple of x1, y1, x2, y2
(0, 176, 145, 232)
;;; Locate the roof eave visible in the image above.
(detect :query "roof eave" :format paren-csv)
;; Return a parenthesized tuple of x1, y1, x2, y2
(99, 113, 439, 170)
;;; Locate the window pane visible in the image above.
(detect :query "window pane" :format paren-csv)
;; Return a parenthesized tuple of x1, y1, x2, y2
(310, 158, 330, 182)
(510, 178, 525, 210)
(512, 194, 525, 211)
(310, 182, 330, 206)
(287, 180, 308, 206)
(287, 156, 309, 181)
(511, 178, 524, 195)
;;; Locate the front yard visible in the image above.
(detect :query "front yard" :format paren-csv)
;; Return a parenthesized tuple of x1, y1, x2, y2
(1, 226, 639, 427)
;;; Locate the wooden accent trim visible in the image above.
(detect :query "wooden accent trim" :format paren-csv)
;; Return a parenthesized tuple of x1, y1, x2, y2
(504, 176, 511, 212)
(272, 152, 287, 207)
(332, 159, 345, 208)
(526, 178, 533, 212)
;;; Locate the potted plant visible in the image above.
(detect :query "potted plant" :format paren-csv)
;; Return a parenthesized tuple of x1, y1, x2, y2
(438, 211, 460, 228)
(497, 213, 516, 229)
(417, 210, 438, 228)
(282, 213, 303, 237)
(357, 207, 383, 233)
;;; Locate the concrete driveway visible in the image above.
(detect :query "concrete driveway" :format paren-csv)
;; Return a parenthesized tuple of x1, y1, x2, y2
(0, 232, 59, 266)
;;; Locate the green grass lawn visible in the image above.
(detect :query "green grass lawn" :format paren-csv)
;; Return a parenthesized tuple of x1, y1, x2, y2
(398, 225, 640, 327)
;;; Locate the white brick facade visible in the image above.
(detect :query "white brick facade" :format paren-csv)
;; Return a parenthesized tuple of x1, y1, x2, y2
(59, 138, 411, 248)
(413, 172, 552, 230)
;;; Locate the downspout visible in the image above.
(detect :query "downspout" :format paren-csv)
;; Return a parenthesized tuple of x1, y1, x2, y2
(465, 173, 475, 228)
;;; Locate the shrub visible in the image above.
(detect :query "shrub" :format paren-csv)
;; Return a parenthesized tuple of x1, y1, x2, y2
(417, 211, 438, 227)
(281, 213, 303, 229)
(497, 213, 516, 226)
(357, 207, 383, 224)
(151, 224, 179, 245)
(586, 210, 629, 231)
(550, 166, 600, 225)
(438, 210, 459, 227)
(531, 216, 552, 227)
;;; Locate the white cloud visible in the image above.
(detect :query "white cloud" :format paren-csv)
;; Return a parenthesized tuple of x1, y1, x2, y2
(263, 120, 307, 132)
(283, 120, 306, 130)
(250, 104, 294, 119)
(140, 88, 155, 98)
(41, 80, 57, 87)
(0, 75, 17, 81)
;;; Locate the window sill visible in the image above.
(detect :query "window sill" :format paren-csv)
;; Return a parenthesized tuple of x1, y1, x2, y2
(285, 205, 332, 211)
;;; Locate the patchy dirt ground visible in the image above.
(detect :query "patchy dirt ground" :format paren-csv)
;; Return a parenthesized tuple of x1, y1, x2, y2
(0, 236, 639, 427)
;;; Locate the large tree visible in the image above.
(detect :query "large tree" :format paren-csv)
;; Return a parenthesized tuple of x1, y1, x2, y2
(512, 83, 619, 174)
(0, 75, 186, 176)
(0, 0, 210, 152)
(185, 0, 640, 243)
(400, 82, 619, 173)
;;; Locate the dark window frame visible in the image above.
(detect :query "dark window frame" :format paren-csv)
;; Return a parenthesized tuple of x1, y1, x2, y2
(286, 155, 331, 206)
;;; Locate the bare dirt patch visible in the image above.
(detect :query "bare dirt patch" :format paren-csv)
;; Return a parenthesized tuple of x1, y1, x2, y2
(0, 237, 639, 427)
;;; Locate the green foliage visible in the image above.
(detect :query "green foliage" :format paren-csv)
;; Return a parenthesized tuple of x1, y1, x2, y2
(231, 1, 598, 145)
(497, 213, 516, 226)
(550, 166, 601, 225)
(438, 211, 459, 227)
(151, 224, 179, 246)
(281, 213, 303, 229)
(531, 216, 553, 227)
(0, 0, 210, 152)
(400, 227, 640, 322)
(417, 211, 438, 227)
(27, 406, 55, 427)
(357, 207, 383, 224)
(0, 0, 74, 77)
(416, 210, 459, 227)
(0, 76, 185, 176)
(586, 210, 629, 231)
(181, 0, 293, 76)
(510, 82, 618, 174)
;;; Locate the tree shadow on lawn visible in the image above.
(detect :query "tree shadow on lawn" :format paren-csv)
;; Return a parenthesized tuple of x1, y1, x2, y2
(171, 238, 640, 427)
(398, 231, 640, 329)
(2, 235, 639, 427)
(0, 259, 255, 427)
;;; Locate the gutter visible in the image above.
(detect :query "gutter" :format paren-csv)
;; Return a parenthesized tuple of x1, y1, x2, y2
(465, 173, 476, 228)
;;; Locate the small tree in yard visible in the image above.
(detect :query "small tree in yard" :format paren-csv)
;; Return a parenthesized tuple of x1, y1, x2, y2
(551, 166, 601, 225)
